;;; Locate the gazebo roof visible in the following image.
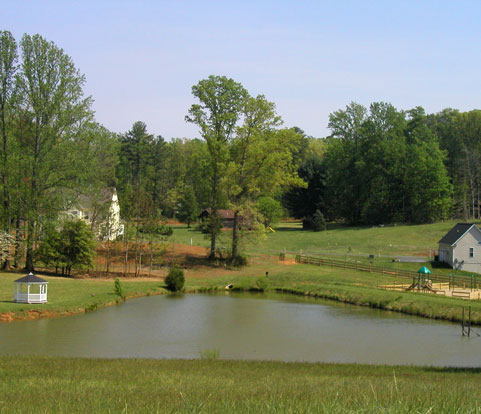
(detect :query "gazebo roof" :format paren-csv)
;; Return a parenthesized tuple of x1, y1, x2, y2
(14, 273, 48, 284)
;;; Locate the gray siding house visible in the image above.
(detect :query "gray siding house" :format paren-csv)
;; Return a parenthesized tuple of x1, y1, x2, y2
(438, 223, 481, 274)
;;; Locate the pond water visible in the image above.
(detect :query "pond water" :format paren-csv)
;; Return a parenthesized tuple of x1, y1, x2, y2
(1, 293, 480, 366)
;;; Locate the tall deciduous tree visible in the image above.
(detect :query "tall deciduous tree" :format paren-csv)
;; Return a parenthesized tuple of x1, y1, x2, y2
(0, 31, 17, 238)
(16, 34, 92, 271)
(226, 95, 303, 259)
(186, 75, 248, 259)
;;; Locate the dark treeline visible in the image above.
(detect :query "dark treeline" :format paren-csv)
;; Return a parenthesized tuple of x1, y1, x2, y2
(284, 103, 481, 226)
(1, 30, 481, 269)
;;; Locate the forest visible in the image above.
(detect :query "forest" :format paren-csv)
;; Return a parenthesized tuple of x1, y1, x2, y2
(1, 31, 481, 269)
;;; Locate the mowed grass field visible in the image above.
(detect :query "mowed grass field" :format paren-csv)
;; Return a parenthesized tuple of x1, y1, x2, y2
(2, 357, 481, 414)
(170, 219, 462, 257)
(0, 273, 166, 320)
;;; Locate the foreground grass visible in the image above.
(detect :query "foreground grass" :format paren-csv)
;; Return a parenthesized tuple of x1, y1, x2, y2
(0, 356, 480, 413)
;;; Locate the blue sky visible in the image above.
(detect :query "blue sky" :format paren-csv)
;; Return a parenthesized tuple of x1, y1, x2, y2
(3, 1, 481, 139)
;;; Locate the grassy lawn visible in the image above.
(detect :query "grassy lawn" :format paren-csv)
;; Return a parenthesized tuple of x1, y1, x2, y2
(0, 272, 166, 320)
(0, 356, 480, 413)
(170, 220, 462, 257)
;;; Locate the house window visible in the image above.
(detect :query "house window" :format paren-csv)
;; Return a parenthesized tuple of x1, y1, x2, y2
(469, 247, 474, 258)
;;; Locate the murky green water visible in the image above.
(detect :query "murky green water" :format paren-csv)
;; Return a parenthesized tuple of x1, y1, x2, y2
(1, 292, 479, 366)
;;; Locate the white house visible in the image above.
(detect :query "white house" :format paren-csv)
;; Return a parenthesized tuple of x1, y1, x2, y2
(438, 223, 481, 274)
(65, 188, 124, 241)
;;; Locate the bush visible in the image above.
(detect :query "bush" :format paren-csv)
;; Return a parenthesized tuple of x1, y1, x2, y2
(255, 277, 269, 292)
(165, 266, 185, 292)
(114, 278, 125, 301)
(229, 254, 248, 267)
(310, 210, 326, 232)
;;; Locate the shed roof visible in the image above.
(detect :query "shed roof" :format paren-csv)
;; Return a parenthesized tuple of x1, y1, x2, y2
(438, 223, 477, 245)
(14, 273, 48, 284)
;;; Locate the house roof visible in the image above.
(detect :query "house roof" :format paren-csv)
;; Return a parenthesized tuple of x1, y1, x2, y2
(14, 273, 48, 284)
(70, 188, 116, 211)
(438, 223, 478, 246)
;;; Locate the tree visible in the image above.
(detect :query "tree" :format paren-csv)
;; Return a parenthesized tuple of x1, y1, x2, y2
(37, 219, 96, 276)
(177, 185, 199, 227)
(16, 34, 93, 271)
(58, 219, 96, 276)
(0, 230, 14, 262)
(186, 75, 248, 259)
(226, 94, 304, 260)
(310, 209, 326, 231)
(283, 154, 327, 220)
(0, 31, 17, 238)
(257, 196, 283, 228)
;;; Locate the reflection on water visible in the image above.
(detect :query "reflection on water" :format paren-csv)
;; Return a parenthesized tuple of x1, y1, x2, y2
(1, 292, 479, 367)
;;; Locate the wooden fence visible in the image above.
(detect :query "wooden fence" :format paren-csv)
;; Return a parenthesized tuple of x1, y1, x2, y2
(295, 254, 481, 291)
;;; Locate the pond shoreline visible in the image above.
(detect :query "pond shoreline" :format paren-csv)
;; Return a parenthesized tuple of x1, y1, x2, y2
(0, 282, 477, 327)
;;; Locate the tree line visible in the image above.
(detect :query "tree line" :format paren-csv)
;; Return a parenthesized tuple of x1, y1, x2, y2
(1, 30, 481, 270)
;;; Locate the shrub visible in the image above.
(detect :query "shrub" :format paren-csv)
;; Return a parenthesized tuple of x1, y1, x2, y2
(255, 277, 269, 292)
(114, 278, 125, 301)
(310, 210, 326, 231)
(165, 266, 185, 292)
(229, 254, 248, 267)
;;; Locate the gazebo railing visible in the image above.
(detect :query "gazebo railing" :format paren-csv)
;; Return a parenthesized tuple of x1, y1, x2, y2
(14, 292, 47, 304)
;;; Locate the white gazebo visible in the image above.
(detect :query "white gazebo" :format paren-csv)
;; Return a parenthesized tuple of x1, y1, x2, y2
(14, 273, 48, 304)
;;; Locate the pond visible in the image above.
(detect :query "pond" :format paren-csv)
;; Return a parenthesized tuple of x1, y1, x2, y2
(1, 293, 480, 366)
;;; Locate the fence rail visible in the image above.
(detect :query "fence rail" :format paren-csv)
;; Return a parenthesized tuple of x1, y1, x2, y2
(295, 254, 481, 291)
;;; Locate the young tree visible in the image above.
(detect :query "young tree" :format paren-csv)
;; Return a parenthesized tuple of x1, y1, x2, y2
(58, 219, 96, 276)
(37, 219, 96, 276)
(177, 185, 199, 227)
(257, 196, 283, 228)
(186, 75, 248, 259)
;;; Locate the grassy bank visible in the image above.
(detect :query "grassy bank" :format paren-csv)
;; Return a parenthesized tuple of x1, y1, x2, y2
(182, 256, 481, 325)
(0, 356, 480, 413)
(0, 273, 166, 321)
(2, 255, 481, 325)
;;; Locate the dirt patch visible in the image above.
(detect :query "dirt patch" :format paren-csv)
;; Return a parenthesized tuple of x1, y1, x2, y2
(280, 259, 297, 265)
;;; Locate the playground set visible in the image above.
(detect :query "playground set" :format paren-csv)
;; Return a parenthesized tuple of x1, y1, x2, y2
(380, 266, 481, 300)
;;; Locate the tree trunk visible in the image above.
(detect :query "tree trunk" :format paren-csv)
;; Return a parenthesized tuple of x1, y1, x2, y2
(25, 219, 35, 272)
(231, 211, 239, 259)
(13, 218, 21, 268)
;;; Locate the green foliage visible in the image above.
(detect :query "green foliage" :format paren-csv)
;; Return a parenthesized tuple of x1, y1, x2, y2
(138, 223, 173, 237)
(165, 266, 185, 292)
(310, 210, 327, 231)
(283, 154, 327, 219)
(177, 185, 199, 227)
(36, 219, 96, 276)
(114, 278, 125, 301)
(255, 277, 269, 291)
(257, 196, 283, 228)
(229, 254, 248, 267)
(323, 102, 452, 225)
